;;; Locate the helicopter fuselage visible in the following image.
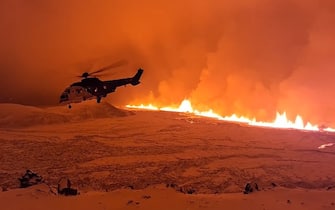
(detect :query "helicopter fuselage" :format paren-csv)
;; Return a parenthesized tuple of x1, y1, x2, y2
(59, 68, 143, 106)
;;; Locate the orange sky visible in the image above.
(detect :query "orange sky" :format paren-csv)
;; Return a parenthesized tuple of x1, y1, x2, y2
(0, 0, 335, 126)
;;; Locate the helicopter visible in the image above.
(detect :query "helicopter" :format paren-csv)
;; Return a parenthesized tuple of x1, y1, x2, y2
(59, 62, 143, 108)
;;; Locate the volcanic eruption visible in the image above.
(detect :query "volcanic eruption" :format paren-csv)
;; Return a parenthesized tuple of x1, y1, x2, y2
(1, 0, 335, 129)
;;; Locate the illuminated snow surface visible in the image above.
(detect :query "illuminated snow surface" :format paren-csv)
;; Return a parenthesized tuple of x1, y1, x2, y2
(1, 101, 335, 210)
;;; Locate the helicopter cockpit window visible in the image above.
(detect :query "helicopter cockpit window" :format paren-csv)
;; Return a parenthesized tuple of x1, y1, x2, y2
(60, 92, 68, 100)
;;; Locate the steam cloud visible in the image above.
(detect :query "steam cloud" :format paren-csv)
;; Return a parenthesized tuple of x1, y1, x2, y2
(0, 0, 335, 126)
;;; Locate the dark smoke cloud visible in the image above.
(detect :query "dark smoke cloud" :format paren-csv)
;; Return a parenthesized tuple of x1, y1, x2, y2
(1, 0, 335, 126)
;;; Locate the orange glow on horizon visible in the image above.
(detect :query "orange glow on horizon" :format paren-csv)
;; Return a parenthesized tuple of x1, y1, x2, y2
(126, 99, 335, 132)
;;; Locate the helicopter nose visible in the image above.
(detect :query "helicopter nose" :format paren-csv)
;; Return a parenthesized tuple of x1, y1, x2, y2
(59, 93, 69, 103)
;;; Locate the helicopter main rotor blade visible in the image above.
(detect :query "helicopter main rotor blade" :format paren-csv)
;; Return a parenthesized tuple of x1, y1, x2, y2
(89, 60, 128, 75)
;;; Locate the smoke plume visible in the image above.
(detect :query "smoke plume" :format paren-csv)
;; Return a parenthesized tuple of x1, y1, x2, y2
(1, 0, 335, 126)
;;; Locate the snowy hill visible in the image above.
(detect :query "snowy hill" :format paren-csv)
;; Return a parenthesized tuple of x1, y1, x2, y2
(0, 101, 131, 128)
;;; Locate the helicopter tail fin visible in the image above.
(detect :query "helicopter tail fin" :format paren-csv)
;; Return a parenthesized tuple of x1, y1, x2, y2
(131, 68, 143, 85)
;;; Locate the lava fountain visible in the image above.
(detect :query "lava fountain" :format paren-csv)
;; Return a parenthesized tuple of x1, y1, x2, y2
(126, 99, 335, 132)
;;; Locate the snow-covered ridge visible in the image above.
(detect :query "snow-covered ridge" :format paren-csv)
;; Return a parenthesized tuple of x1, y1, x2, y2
(0, 101, 131, 128)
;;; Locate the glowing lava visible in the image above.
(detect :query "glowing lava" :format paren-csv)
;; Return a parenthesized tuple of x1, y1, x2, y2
(126, 99, 335, 132)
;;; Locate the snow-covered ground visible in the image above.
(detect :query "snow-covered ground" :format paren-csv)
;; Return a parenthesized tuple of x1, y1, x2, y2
(1, 102, 335, 209)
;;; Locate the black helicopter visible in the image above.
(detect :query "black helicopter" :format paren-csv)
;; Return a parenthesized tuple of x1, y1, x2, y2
(59, 62, 143, 108)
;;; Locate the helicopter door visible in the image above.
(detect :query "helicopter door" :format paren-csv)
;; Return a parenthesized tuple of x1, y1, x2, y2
(59, 86, 94, 104)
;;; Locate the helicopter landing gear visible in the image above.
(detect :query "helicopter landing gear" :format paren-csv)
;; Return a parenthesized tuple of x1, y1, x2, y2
(68, 104, 72, 109)
(97, 97, 101, 103)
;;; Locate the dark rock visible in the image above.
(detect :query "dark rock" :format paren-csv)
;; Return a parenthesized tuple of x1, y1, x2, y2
(166, 183, 178, 188)
(18, 170, 43, 188)
(126, 200, 140, 205)
(186, 188, 195, 194)
(142, 195, 151, 199)
(179, 186, 196, 194)
(254, 183, 259, 191)
(243, 183, 253, 194)
(58, 187, 78, 196)
(57, 178, 78, 196)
